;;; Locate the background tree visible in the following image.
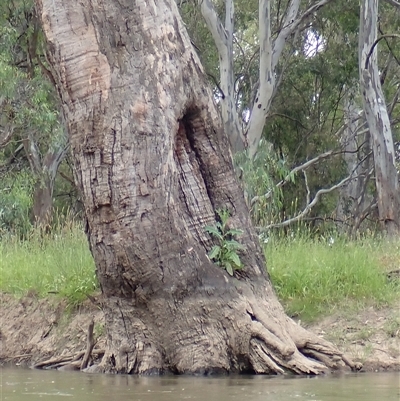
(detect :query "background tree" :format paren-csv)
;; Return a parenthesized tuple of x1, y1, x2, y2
(189, 0, 335, 156)
(359, 0, 400, 235)
(0, 0, 71, 231)
(336, 92, 374, 235)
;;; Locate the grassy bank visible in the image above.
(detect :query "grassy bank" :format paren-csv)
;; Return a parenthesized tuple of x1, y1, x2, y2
(0, 223, 97, 307)
(1, 224, 399, 320)
(265, 235, 400, 321)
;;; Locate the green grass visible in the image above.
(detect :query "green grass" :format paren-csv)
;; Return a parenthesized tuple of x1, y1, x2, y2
(0, 222, 98, 307)
(265, 235, 400, 322)
(1, 220, 399, 322)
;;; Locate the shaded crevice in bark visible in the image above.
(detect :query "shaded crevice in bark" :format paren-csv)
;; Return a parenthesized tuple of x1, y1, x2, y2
(176, 109, 265, 284)
(177, 108, 267, 283)
(175, 115, 215, 250)
(178, 109, 230, 208)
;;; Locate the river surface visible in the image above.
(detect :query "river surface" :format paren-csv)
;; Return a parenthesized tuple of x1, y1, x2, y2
(1, 367, 399, 401)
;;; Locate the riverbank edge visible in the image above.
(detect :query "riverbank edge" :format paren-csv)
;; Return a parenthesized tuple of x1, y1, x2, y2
(0, 293, 399, 373)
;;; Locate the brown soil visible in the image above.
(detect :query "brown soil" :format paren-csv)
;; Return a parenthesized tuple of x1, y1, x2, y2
(0, 293, 105, 370)
(0, 292, 399, 373)
(302, 307, 400, 372)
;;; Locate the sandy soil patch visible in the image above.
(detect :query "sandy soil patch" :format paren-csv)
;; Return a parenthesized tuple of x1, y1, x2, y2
(304, 306, 400, 372)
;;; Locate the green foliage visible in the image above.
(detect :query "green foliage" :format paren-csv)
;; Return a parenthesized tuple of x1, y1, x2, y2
(260, 12, 359, 225)
(0, 218, 98, 307)
(0, 169, 34, 237)
(0, 55, 63, 152)
(94, 322, 105, 339)
(0, 0, 67, 228)
(180, 3, 220, 87)
(0, 0, 59, 138)
(384, 316, 400, 338)
(265, 234, 400, 322)
(205, 209, 244, 276)
(235, 142, 292, 226)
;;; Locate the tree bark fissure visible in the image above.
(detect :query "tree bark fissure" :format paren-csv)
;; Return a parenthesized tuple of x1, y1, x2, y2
(36, 0, 360, 375)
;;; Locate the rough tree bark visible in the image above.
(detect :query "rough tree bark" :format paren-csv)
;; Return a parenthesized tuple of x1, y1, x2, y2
(35, 0, 359, 374)
(359, 0, 400, 235)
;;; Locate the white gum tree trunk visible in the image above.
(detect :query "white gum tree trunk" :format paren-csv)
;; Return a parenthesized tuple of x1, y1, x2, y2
(359, 0, 400, 235)
(199, 0, 333, 158)
(199, 0, 245, 153)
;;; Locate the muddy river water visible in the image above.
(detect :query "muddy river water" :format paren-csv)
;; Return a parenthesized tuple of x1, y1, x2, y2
(1, 367, 399, 401)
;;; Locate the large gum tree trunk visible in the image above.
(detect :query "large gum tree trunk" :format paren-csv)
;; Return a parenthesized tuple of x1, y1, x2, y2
(35, 0, 359, 374)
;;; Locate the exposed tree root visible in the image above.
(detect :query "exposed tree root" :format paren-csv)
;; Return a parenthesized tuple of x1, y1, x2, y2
(80, 318, 95, 370)
(243, 298, 362, 375)
(33, 320, 103, 371)
(92, 289, 362, 375)
(33, 349, 105, 370)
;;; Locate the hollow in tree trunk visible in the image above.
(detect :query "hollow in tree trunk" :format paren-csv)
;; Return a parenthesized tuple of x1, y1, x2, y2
(35, 0, 360, 374)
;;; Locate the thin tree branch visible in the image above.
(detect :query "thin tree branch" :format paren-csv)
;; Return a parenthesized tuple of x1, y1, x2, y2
(43, 142, 69, 182)
(365, 34, 400, 69)
(269, 112, 308, 130)
(272, 0, 333, 69)
(383, 0, 400, 8)
(303, 170, 310, 206)
(0, 144, 24, 170)
(251, 149, 335, 206)
(58, 170, 75, 185)
(353, 200, 378, 233)
(263, 173, 359, 230)
(264, 148, 374, 231)
(23, 134, 42, 174)
(198, 0, 227, 57)
(272, 0, 301, 69)
(378, 26, 400, 68)
(388, 85, 400, 117)
(251, 133, 371, 208)
(0, 126, 14, 149)
(206, 73, 224, 98)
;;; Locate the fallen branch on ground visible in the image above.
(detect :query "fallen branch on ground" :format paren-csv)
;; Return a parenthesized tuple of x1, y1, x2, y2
(33, 348, 104, 370)
(81, 319, 95, 370)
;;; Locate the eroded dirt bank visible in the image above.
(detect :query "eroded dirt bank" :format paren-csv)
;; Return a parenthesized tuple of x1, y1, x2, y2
(0, 293, 105, 370)
(0, 293, 399, 372)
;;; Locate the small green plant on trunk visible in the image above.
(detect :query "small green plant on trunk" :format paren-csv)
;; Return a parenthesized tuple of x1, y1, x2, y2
(205, 209, 244, 276)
